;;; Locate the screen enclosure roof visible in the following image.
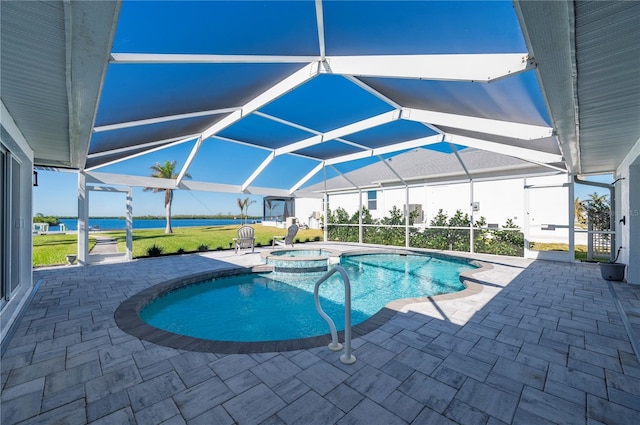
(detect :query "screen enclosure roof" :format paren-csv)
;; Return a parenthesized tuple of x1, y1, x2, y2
(3, 1, 638, 197)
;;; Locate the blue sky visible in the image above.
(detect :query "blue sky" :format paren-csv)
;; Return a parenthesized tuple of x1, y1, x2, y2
(33, 169, 263, 218)
(33, 168, 613, 218)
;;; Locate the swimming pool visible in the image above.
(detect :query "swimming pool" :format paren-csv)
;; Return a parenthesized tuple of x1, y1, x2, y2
(139, 252, 475, 342)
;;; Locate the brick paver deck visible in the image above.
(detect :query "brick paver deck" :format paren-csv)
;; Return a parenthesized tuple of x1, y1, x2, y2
(2, 243, 639, 424)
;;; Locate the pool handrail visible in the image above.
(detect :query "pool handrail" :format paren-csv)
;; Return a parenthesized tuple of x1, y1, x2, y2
(313, 265, 356, 365)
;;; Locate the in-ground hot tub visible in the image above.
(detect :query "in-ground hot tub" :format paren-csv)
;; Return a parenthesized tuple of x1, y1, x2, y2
(261, 248, 341, 275)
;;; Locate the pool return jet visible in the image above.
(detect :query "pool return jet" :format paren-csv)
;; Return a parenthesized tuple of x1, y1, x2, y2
(313, 266, 356, 365)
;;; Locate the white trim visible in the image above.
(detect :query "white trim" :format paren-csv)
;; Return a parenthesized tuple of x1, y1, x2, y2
(322, 53, 535, 82)
(315, 0, 325, 59)
(93, 108, 239, 133)
(274, 110, 399, 156)
(85, 135, 199, 171)
(290, 162, 324, 194)
(445, 134, 563, 164)
(402, 108, 553, 140)
(324, 134, 444, 166)
(0, 101, 34, 159)
(177, 64, 320, 182)
(110, 53, 320, 63)
(87, 135, 199, 159)
(241, 152, 275, 191)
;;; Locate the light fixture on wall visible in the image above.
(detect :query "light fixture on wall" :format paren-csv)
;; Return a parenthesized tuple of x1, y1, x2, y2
(33, 170, 38, 186)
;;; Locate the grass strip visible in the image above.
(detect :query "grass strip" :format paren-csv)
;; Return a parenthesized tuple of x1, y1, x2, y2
(33, 225, 323, 266)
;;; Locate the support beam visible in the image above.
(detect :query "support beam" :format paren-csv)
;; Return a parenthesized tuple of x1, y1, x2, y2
(177, 136, 203, 185)
(93, 108, 239, 133)
(322, 53, 535, 82)
(290, 162, 324, 194)
(329, 165, 360, 190)
(87, 134, 199, 160)
(83, 171, 323, 198)
(176, 63, 319, 184)
(324, 134, 443, 166)
(315, 0, 325, 59)
(241, 152, 275, 191)
(402, 108, 553, 140)
(275, 110, 399, 156)
(110, 53, 320, 64)
(444, 134, 563, 164)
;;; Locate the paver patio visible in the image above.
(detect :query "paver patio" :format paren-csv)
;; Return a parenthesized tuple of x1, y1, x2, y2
(2, 243, 639, 424)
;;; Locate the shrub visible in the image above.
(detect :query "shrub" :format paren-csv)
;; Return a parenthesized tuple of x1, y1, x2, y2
(295, 238, 301, 243)
(177, 248, 185, 254)
(305, 238, 310, 242)
(197, 244, 209, 252)
(313, 236, 321, 242)
(146, 244, 163, 257)
(256, 242, 262, 247)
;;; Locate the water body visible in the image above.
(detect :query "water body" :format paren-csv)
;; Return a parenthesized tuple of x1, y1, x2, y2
(54, 218, 258, 231)
(140, 253, 473, 341)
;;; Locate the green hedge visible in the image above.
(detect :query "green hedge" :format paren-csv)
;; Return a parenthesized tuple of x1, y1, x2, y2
(328, 207, 524, 256)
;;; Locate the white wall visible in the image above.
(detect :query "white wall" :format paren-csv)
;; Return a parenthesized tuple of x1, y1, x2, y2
(616, 137, 640, 284)
(323, 175, 568, 231)
(294, 197, 323, 229)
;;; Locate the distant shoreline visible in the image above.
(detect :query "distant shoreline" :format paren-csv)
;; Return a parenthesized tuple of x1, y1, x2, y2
(55, 215, 262, 220)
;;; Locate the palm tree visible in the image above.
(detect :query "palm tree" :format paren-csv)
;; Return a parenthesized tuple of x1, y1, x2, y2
(236, 198, 245, 224)
(236, 197, 256, 225)
(574, 197, 587, 226)
(144, 161, 190, 234)
(245, 198, 256, 223)
(265, 199, 273, 220)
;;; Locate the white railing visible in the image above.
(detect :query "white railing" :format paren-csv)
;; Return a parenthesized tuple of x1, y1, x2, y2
(313, 265, 356, 365)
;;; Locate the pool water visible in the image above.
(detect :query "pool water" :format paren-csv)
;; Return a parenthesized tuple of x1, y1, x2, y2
(140, 253, 474, 342)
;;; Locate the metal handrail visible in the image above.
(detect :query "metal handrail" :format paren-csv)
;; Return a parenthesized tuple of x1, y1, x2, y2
(313, 265, 356, 365)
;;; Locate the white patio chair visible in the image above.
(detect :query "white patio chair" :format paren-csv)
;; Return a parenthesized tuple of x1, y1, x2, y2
(233, 226, 255, 253)
(272, 224, 299, 248)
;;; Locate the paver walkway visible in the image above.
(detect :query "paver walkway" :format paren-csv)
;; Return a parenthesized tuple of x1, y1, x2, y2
(2, 244, 639, 424)
(89, 238, 118, 255)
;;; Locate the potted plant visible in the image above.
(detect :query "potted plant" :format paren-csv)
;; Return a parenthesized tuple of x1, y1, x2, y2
(600, 247, 626, 281)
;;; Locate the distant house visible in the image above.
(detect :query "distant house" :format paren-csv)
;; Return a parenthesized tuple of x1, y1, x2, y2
(295, 147, 573, 250)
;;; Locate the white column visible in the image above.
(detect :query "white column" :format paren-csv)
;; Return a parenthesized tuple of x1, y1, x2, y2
(77, 172, 89, 265)
(126, 187, 133, 261)
(568, 176, 575, 262)
(469, 180, 475, 254)
(405, 185, 410, 247)
(323, 193, 328, 242)
(358, 190, 363, 244)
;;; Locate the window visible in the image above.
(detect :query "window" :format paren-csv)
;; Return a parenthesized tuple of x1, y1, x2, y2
(367, 191, 377, 210)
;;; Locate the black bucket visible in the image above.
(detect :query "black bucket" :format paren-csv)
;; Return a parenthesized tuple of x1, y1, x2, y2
(600, 263, 626, 281)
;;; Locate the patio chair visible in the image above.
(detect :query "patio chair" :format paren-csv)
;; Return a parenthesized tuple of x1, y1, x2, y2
(233, 226, 255, 253)
(272, 223, 299, 248)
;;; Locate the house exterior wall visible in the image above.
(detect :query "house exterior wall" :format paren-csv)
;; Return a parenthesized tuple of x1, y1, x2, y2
(294, 197, 323, 229)
(1, 103, 35, 346)
(324, 175, 568, 232)
(616, 138, 640, 284)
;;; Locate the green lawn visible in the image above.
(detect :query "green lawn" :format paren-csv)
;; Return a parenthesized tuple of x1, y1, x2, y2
(33, 225, 323, 267)
(529, 242, 610, 262)
(32, 234, 96, 267)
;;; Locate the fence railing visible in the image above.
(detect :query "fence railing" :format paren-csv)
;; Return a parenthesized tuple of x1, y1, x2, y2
(326, 223, 525, 257)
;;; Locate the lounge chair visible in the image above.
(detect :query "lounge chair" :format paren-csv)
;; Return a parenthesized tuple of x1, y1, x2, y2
(233, 226, 255, 253)
(272, 223, 299, 248)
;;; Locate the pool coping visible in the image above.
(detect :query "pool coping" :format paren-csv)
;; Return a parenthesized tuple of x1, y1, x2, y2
(114, 249, 491, 354)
